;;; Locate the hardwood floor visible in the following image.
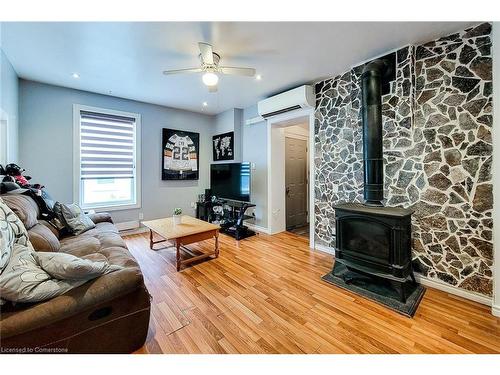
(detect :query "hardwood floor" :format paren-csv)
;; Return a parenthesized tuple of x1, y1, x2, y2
(125, 231, 500, 354)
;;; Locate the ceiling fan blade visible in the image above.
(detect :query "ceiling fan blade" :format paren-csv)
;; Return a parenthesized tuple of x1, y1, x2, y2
(219, 66, 256, 77)
(208, 85, 218, 93)
(163, 68, 202, 75)
(198, 42, 214, 65)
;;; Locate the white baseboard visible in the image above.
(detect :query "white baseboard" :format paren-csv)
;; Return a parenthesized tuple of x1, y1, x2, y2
(245, 223, 271, 234)
(492, 304, 500, 317)
(115, 220, 140, 232)
(415, 274, 493, 307)
(314, 243, 335, 255)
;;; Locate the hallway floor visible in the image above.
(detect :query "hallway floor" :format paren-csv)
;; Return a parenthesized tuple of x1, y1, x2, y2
(287, 224, 310, 238)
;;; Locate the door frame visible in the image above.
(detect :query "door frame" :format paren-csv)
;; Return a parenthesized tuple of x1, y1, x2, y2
(0, 108, 9, 165)
(266, 107, 315, 249)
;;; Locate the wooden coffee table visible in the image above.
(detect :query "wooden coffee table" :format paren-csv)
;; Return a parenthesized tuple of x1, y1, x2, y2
(142, 215, 220, 271)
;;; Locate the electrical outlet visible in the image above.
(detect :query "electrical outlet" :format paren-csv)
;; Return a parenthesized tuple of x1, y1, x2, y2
(251, 162, 256, 170)
(190, 202, 196, 208)
(138, 212, 144, 220)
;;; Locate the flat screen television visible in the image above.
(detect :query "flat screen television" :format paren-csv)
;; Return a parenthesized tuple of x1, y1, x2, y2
(210, 162, 251, 202)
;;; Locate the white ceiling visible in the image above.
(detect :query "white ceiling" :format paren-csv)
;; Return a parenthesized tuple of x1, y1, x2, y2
(1, 22, 475, 115)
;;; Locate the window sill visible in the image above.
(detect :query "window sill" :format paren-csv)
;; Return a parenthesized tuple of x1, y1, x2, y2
(82, 202, 141, 213)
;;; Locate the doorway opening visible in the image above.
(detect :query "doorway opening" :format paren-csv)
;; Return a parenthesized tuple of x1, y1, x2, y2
(267, 109, 314, 247)
(285, 125, 309, 238)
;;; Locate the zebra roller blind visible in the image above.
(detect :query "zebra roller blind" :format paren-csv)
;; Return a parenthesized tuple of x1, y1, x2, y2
(79, 110, 136, 180)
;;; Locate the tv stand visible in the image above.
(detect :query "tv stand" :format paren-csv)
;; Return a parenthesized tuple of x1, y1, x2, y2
(196, 199, 256, 240)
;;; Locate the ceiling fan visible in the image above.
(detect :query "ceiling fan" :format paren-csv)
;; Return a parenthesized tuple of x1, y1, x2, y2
(162, 42, 256, 93)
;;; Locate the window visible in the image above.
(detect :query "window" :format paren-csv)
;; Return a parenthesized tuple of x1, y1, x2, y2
(74, 105, 141, 211)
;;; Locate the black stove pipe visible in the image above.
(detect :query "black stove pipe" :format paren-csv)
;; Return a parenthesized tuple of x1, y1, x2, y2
(361, 59, 390, 206)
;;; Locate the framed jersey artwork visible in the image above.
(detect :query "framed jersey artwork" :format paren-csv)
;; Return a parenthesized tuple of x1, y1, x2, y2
(162, 128, 200, 180)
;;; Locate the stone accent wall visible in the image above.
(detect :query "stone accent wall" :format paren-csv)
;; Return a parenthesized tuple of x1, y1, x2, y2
(314, 23, 493, 296)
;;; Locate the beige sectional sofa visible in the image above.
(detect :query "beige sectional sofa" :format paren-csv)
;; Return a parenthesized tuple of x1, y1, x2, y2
(0, 194, 151, 353)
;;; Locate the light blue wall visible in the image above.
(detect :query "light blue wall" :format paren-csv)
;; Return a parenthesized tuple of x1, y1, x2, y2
(19, 80, 215, 224)
(213, 109, 235, 135)
(242, 104, 267, 228)
(212, 108, 243, 162)
(0, 48, 19, 163)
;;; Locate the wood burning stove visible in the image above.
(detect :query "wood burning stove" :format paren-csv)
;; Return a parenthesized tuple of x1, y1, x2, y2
(333, 203, 415, 302)
(329, 55, 417, 304)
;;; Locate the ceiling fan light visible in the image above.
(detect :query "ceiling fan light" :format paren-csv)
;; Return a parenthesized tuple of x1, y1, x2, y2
(202, 72, 219, 86)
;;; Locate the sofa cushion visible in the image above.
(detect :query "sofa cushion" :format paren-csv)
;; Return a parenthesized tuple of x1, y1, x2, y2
(38, 220, 60, 239)
(59, 221, 124, 252)
(60, 236, 101, 257)
(78, 221, 119, 237)
(96, 232, 127, 250)
(28, 223, 61, 252)
(1, 194, 40, 230)
(34, 252, 122, 281)
(99, 246, 139, 268)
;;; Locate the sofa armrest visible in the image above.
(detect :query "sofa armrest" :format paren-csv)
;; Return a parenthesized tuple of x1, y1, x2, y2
(88, 212, 113, 224)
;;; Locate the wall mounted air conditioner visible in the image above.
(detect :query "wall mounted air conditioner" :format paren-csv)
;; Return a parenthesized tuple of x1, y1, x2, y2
(257, 85, 315, 118)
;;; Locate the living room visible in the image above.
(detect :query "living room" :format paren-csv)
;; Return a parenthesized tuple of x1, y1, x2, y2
(1, 0, 499, 372)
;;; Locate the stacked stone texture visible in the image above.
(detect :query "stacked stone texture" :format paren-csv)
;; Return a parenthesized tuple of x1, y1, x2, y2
(314, 23, 493, 296)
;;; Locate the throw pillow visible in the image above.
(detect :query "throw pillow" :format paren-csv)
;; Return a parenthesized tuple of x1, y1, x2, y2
(0, 245, 122, 303)
(0, 201, 13, 271)
(1, 197, 34, 305)
(53, 202, 96, 235)
(0, 243, 87, 303)
(0, 197, 33, 271)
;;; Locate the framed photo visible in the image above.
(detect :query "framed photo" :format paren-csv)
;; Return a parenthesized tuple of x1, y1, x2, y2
(212, 131, 234, 161)
(162, 128, 199, 180)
